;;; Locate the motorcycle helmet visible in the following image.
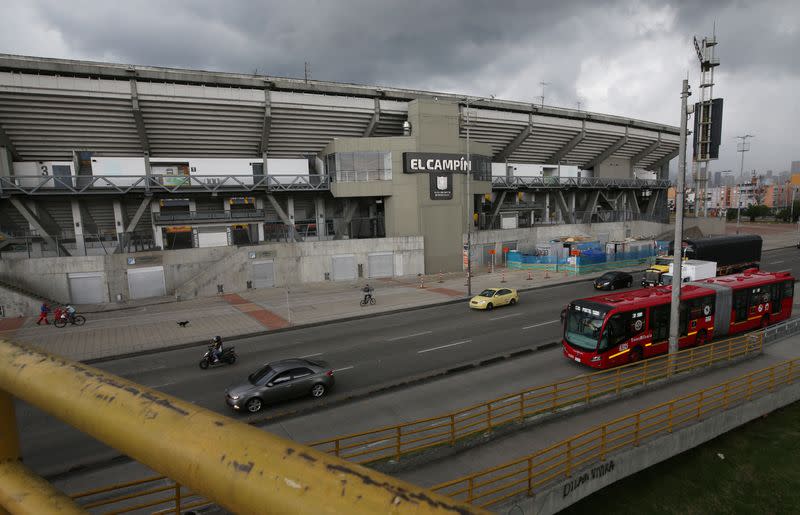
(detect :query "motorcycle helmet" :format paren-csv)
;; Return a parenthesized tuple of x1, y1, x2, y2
(213, 336, 222, 343)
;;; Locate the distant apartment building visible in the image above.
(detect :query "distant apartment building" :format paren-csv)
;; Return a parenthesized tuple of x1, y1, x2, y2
(792, 161, 800, 174)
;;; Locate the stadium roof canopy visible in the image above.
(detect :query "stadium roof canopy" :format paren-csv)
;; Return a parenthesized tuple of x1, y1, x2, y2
(0, 54, 679, 170)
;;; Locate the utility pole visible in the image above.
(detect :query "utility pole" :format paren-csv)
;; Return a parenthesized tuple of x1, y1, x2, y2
(463, 98, 474, 296)
(735, 134, 754, 233)
(669, 79, 691, 364)
(539, 82, 549, 107)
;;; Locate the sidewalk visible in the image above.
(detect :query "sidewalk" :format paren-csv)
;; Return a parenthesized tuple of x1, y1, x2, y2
(1, 224, 793, 362)
(0, 265, 625, 362)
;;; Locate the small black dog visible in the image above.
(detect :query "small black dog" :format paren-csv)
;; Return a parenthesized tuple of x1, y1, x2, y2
(177, 320, 190, 327)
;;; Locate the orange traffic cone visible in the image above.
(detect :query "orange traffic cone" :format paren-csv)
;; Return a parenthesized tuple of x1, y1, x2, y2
(526, 270, 533, 281)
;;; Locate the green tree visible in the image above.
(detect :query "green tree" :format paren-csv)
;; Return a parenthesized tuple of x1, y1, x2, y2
(744, 204, 770, 222)
(726, 208, 738, 221)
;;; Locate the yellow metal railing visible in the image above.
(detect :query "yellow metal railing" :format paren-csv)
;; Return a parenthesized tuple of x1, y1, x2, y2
(0, 339, 484, 515)
(307, 333, 762, 464)
(68, 333, 763, 513)
(431, 356, 799, 509)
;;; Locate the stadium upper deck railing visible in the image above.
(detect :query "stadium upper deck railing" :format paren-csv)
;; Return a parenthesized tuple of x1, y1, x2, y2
(0, 174, 331, 195)
(490, 176, 672, 190)
(0, 174, 671, 195)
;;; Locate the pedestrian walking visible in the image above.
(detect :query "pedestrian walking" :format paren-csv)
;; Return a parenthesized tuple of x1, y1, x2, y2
(37, 302, 50, 325)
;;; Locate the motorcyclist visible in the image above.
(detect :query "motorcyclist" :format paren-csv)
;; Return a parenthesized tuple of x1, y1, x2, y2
(362, 284, 374, 304)
(210, 336, 223, 363)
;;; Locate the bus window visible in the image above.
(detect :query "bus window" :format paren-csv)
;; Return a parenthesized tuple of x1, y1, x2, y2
(733, 290, 748, 322)
(784, 280, 794, 299)
(771, 283, 783, 314)
(606, 313, 628, 348)
(650, 304, 669, 341)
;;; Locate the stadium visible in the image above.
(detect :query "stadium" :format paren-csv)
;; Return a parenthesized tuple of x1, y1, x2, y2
(0, 53, 680, 303)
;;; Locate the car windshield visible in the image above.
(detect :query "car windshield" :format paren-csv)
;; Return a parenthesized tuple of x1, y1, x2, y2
(478, 289, 496, 297)
(565, 304, 606, 351)
(600, 273, 615, 280)
(248, 365, 274, 385)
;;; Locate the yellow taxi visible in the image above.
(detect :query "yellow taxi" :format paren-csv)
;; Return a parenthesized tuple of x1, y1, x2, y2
(469, 287, 519, 310)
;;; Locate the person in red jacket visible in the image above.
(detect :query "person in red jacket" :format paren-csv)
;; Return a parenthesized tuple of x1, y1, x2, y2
(37, 303, 50, 325)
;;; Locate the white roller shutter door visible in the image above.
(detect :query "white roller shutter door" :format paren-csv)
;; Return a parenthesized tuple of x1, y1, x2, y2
(197, 227, 229, 248)
(127, 266, 167, 300)
(331, 255, 356, 281)
(252, 260, 275, 288)
(368, 252, 394, 278)
(68, 272, 105, 304)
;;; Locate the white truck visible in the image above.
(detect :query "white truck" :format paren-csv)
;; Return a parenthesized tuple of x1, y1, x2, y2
(660, 260, 717, 285)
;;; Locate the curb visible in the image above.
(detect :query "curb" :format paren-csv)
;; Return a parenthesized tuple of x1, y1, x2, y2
(47, 340, 562, 480)
(82, 273, 600, 364)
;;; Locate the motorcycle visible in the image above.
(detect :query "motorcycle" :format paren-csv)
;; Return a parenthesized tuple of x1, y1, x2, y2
(199, 346, 237, 369)
(54, 312, 86, 328)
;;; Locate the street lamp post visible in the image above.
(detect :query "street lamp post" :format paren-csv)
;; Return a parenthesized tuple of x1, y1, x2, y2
(669, 79, 691, 365)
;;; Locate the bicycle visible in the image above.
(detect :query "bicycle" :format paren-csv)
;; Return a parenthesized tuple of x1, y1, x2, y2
(54, 313, 86, 328)
(359, 294, 376, 306)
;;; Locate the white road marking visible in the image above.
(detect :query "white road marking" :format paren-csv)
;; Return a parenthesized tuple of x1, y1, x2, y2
(490, 313, 522, 321)
(523, 320, 559, 330)
(387, 331, 432, 342)
(300, 352, 323, 358)
(365, 438, 391, 448)
(418, 340, 471, 354)
(771, 260, 785, 264)
(333, 365, 354, 373)
(151, 381, 177, 389)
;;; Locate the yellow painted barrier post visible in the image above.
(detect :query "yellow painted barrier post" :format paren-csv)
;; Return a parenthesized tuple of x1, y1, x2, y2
(0, 460, 87, 515)
(0, 339, 486, 515)
(0, 390, 19, 462)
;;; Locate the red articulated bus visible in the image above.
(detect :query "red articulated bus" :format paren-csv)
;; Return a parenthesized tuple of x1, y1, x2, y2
(563, 269, 795, 369)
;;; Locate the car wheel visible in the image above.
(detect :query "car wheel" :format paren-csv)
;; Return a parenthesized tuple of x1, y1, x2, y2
(311, 383, 326, 398)
(626, 280, 632, 288)
(246, 398, 263, 413)
(486, 303, 493, 311)
(509, 298, 517, 305)
(610, 283, 615, 290)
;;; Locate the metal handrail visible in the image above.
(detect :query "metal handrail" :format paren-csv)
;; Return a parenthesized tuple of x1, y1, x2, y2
(306, 333, 762, 464)
(0, 174, 331, 194)
(491, 176, 671, 189)
(433, 347, 797, 509)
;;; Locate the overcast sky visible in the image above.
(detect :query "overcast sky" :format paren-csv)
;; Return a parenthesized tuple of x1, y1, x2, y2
(1, 0, 797, 175)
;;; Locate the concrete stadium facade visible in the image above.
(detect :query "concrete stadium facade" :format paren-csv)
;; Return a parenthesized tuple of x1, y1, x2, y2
(0, 54, 679, 303)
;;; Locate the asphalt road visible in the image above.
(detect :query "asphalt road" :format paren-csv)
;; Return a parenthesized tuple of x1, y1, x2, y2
(16, 247, 800, 477)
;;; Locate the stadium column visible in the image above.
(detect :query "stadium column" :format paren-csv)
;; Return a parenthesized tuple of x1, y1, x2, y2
(0, 147, 11, 196)
(150, 200, 164, 249)
(70, 199, 86, 256)
(287, 197, 296, 240)
(112, 200, 127, 250)
(255, 198, 265, 242)
(315, 197, 327, 237)
(544, 192, 551, 223)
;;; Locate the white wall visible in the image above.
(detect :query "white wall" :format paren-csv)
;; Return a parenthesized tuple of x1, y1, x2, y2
(12, 161, 74, 188)
(492, 162, 581, 178)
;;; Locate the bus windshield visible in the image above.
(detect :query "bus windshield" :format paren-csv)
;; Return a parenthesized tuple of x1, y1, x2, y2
(565, 304, 607, 351)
